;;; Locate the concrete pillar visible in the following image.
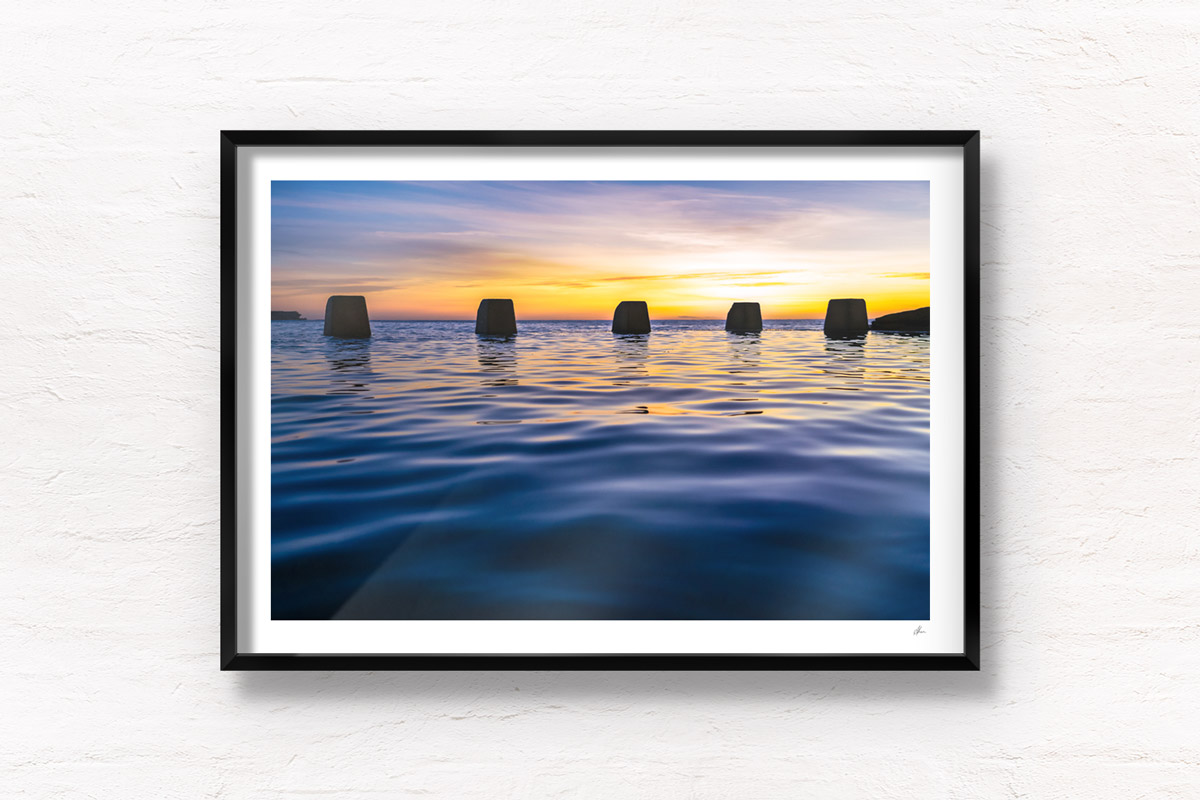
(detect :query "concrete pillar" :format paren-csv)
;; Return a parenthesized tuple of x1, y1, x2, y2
(323, 295, 371, 338)
(475, 298, 517, 335)
(823, 298, 868, 337)
(725, 302, 763, 332)
(612, 301, 651, 334)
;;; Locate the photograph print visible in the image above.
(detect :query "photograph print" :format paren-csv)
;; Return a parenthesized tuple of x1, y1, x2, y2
(268, 178, 933, 623)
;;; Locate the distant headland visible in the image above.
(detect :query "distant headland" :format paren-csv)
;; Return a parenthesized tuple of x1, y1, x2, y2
(271, 311, 304, 321)
(870, 307, 929, 332)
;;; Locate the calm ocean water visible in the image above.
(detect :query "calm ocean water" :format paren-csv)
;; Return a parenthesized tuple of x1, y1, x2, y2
(271, 320, 930, 620)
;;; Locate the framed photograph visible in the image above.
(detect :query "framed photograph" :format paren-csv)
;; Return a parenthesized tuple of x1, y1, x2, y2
(222, 130, 979, 670)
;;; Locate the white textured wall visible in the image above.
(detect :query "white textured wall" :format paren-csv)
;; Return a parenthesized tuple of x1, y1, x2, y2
(4, 2, 1198, 797)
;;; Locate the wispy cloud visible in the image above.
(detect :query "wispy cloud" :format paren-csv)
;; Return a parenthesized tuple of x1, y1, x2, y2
(273, 276, 401, 295)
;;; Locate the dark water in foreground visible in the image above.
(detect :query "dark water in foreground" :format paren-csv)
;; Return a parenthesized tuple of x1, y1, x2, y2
(271, 320, 929, 620)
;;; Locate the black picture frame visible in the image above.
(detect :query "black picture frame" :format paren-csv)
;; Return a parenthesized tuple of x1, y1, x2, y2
(221, 130, 980, 671)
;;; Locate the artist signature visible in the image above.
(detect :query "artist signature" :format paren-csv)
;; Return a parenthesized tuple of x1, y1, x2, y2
(913, 625, 926, 636)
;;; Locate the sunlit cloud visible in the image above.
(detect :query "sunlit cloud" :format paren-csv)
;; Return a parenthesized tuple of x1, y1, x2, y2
(272, 181, 930, 319)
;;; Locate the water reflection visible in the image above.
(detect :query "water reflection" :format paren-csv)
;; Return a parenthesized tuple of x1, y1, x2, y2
(323, 339, 373, 395)
(824, 336, 866, 356)
(822, 335, 866, 385)
(477, 336, 518, 387)
(726, 331, 762, 374)
(872, 330, 930, 339)
(611, 334, 649, 384)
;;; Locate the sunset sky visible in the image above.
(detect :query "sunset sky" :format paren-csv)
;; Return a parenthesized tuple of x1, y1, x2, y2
(271, 180, 929, 320)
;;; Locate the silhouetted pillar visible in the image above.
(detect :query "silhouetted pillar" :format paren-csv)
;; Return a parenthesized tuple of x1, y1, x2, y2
(725, 302, 763, 332)
(475, 298, 517, 335)
(612, 301, 651, 334)
(823, 298, 868, 337)
(323, 295, 371, 338)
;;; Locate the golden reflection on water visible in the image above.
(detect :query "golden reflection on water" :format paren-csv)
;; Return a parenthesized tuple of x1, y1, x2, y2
(293, 322, 928, 425)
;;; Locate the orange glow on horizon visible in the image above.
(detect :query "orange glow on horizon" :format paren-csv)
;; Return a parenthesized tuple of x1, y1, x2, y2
(272, 271, 930, 321)
(271, 180, 931, 320)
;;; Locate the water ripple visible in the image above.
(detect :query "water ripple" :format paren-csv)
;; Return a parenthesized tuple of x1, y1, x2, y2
(271, 320, 930, 620)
